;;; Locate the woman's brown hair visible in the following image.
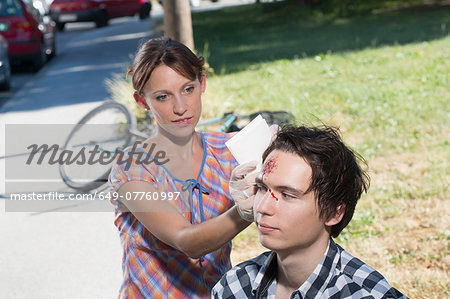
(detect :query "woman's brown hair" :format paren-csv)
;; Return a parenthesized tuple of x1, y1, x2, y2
(127, 37, 205, 96)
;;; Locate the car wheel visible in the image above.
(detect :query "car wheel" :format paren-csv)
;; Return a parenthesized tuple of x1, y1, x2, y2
(139, 3, 151, 20)
(95, 10, 108, 28)
(0, 59, 11, 91)
(32, 42, 47, 72)
(56, 22, 65, 31)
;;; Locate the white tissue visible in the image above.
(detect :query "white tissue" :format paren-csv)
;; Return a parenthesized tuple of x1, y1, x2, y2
(225, 115, 271, 170)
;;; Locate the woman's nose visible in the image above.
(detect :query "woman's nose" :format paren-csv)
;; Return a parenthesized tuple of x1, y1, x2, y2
(173, 95, 188, 115)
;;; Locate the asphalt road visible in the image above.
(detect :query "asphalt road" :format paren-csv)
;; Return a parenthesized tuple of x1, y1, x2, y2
(0, 14, 159, 299)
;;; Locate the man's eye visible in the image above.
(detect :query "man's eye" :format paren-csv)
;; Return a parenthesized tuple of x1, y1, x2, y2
(156, 94, 167, 101)
(282, 193, 296, 200)
(255, 185, 267, 193)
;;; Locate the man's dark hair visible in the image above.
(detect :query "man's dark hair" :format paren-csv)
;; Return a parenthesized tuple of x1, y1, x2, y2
(262, 125, 370, 237)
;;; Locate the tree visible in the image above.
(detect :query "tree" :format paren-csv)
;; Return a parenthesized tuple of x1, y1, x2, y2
(163, 0, 195, 51)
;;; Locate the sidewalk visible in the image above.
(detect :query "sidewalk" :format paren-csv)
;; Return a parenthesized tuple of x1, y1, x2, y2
(0, 16, 160, 299)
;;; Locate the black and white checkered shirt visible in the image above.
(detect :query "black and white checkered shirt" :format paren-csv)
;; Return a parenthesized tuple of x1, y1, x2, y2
(212, 239, 407, 298)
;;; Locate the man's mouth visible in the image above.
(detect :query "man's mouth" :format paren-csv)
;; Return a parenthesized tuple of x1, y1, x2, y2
(258, 222, 277, 233)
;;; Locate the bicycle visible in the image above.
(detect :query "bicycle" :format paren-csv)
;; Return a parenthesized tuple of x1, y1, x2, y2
(59, 101, 295, 192)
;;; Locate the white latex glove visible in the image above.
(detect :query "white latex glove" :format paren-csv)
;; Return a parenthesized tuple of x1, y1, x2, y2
(229, 160, 259, 222)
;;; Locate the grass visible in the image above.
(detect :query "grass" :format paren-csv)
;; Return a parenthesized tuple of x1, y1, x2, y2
(197, 3, 449, 298)
(106, 1, 449, 297)
(193, 1, 449, 74)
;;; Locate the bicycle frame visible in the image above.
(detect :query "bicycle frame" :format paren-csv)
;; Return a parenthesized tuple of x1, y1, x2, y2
(196, 112, 239, 132)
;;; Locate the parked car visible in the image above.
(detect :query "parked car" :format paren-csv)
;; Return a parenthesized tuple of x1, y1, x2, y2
(49, 0, 152, 31)
(0, 34, 11, 90)
(0, 0, 56, 71)
(158, 0, 218, 6)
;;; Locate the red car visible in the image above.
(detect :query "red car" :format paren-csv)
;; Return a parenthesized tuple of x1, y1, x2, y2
(0, 34, 11, 90)
(49, 0, 152, 31)
(0, 0, 56, 71)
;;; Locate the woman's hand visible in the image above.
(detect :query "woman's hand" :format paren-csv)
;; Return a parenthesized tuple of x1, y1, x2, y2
(117, 181, 250, 259)
(229, 161, 259, 222)
(228, 125, 279, 222)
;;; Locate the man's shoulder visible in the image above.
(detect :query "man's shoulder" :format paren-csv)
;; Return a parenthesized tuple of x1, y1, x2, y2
(236, 250, 272, 267)
(220, 250, 271, 280)
(331, 244, 407, 298)
(338, 246, 391, 289)
(211, 251, 272, 298)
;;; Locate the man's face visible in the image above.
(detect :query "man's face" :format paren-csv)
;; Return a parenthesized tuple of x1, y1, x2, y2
(253, 150, 331, 254)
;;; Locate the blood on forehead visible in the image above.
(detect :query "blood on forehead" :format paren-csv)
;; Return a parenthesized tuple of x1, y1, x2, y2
(262, 156, 278, 176)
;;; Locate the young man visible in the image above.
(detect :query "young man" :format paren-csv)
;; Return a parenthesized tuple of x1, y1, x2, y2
(212, 125, 407, 298)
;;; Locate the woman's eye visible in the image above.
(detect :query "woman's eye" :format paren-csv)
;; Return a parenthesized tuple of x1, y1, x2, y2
(156, 94, 167, 101)
(184, 86, 194, 94)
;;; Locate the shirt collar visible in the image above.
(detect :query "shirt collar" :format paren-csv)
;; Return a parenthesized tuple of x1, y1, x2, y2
(252, 251, 277, 297)
(252, 239, 340, 298)
(297, 239, 340, 298)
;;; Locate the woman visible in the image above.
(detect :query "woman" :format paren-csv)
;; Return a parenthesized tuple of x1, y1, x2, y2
(109, 37, 257, 298)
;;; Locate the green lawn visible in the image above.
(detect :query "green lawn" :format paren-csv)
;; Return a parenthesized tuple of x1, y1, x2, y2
(193, 2, 449, 298)
(193, 1, 449, 74)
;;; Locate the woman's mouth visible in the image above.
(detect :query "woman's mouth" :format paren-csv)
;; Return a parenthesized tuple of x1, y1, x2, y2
(172, 117, 192, 125)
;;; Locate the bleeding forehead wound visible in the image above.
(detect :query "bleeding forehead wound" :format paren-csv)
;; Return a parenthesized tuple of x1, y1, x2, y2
(263, 157, 277, 175)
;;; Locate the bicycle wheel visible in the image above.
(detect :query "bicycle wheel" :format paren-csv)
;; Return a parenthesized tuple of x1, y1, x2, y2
(222, 110, 296, 133)
(249, 110, 296, 126)
(59, 101, 136, 191)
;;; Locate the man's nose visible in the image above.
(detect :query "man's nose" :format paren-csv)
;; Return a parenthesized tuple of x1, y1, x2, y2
(255, 189, 277, 215)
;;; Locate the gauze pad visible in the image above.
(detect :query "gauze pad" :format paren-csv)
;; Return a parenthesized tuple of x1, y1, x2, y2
(225, 115, 271, 170)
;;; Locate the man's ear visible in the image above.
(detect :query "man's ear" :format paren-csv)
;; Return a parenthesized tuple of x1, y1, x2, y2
(325, 203, 345, 226)
(133, 92, 150, 110)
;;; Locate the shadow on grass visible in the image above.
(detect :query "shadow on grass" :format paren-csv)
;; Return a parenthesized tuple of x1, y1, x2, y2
(193, 2, 450, 74)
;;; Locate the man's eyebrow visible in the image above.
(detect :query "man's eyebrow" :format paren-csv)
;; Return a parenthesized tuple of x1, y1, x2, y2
(256, 177, 306, 196)
(275, 185, 306, 196)
(255, 177, 266, 186)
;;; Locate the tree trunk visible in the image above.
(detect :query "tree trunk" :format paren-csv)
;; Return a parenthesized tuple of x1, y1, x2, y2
(163, 0, 195, 51)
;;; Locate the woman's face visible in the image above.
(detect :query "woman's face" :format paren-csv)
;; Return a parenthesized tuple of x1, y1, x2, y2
(136, 64, 205, 136)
